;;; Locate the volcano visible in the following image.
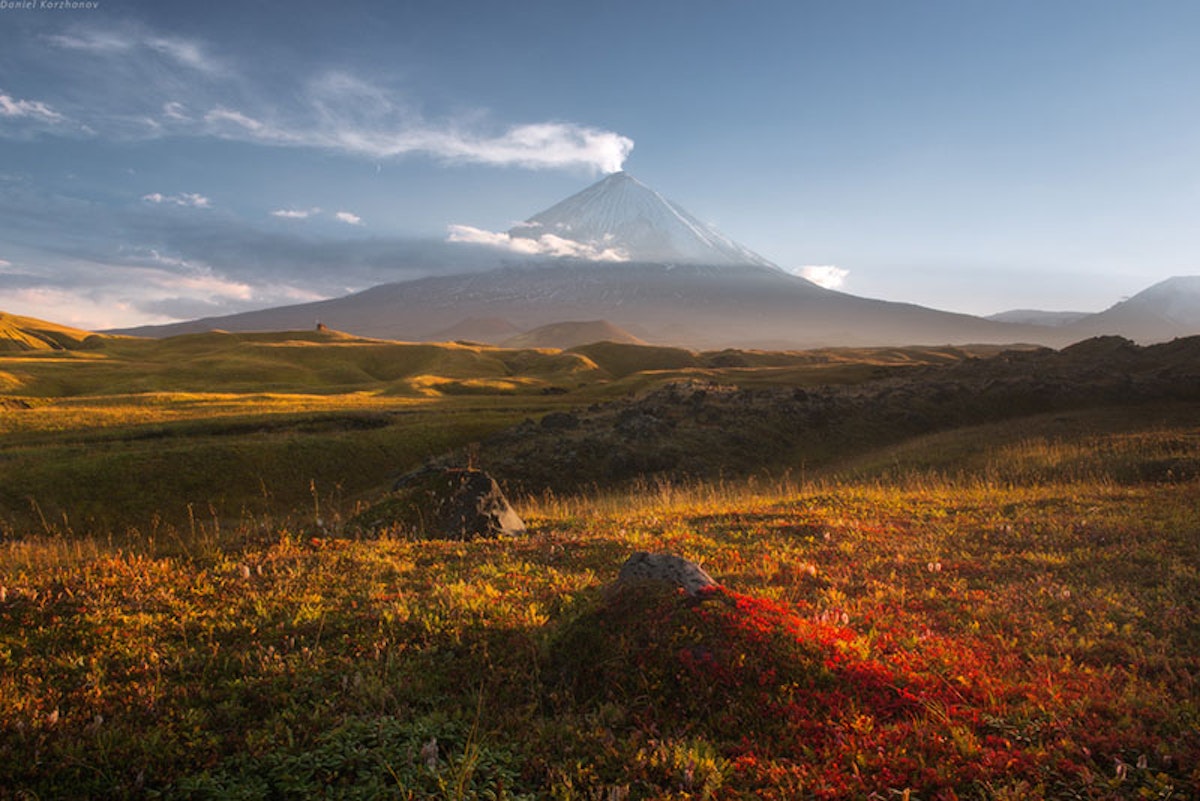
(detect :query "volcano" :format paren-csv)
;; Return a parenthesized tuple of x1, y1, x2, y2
(116, 173, 1058, 348)
(510, 171, 780, 270)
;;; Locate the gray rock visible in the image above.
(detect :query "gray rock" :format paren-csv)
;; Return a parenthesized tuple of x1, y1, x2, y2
(617, 551, 718, 596)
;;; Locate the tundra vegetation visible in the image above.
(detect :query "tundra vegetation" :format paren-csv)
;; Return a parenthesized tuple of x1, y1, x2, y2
(1, 318, 1198, 799)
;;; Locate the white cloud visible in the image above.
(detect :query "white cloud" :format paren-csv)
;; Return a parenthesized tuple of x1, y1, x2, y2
(453, 122, 632, 174)
(1, 286, 144, 330)
(271, 207, 321, 219)
(204, 107, 272, 136)
(126, 247, 189, 269)
(0, 266, 243, 326)
(446, 225, 517, 250)
(118, 247, 249, 299)
(145, 36, 220, 73)
(789, 264, 849, 289)
(142, 192, 211, 208)
(0, 258, 11, 268)
(447, 224, 627, 261)
(0, 92, 65, 123)
(0, 255, 300, 329)
(47, 29, 221, 74)
(334, 211, 364, 226)
(22, 27, 635, 174)
(307, 118, 634, 173)
(45, 31, 133, 54)
(197, 92, 633, 174)
(153, 270, 254, 301)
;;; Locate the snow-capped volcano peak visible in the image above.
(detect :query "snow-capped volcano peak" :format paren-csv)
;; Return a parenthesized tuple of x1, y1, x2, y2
(508, 172, 780, 270)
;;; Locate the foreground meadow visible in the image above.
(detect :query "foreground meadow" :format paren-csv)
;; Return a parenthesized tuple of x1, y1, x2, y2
(2, 325, 1199, 798)
(2, 452, 1197, 798)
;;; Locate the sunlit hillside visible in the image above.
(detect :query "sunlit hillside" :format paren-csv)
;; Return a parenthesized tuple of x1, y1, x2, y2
(0, 315, 1016, 532)
(2, 420, 1197, 798)
(1, 315, 1198, 798)
(0, 311, 111, 353)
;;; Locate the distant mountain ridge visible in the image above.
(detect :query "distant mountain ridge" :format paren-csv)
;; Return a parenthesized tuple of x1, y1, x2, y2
(115, 260, 1051, 348)
(109, 173, 1200, 348)
(1061, 276, 1200, 344)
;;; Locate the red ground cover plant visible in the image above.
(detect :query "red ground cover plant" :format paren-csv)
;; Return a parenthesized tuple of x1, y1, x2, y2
(548, 580, 1195, 799)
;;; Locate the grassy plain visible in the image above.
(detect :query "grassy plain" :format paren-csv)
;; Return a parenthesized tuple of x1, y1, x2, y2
(0, 327, 997, 533)
(1, 322, 1198, 798)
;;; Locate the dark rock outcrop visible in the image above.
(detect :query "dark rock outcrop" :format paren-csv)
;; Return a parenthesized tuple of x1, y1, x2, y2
(350, 467, 526, 540)
(477, 336, 1200, 495)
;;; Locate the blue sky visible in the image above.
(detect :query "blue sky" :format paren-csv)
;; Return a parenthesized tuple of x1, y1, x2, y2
(1, 0, 1198, 328)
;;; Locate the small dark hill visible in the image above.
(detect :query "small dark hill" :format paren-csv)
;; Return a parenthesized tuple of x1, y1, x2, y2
(424, 317, 524, 345)
(567, 340, 702, 378)
(502, 320, 646, 350)
(0, 311, 109, 352)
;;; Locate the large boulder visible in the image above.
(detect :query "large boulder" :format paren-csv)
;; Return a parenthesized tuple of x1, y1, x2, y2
(350, 467, 526, 540)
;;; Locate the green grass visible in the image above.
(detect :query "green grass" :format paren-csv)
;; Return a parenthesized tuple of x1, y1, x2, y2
(831, 403, 1200, 486)
(0, 329, 1003, 534)
(0, 330, 601, 397)
(2, 404, 1198, 799)
(0, 311, 110, 353)
(3, 324, 1198, 797)
(0, 401, 543, 533)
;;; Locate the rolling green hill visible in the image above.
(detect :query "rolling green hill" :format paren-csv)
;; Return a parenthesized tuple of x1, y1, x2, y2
(6, 310, 1192, 537)
(0, 311, 110, 353)
(0, 324, 604, 397)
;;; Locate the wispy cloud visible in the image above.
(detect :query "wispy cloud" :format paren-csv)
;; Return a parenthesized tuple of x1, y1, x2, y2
(45, 28, 223, 74)
(0, 182, 507, 328)
(142, 192, 211, 208)
(788, 264, 849, 289)
(0, 258, 12, 269)
(447, 224, 628, 261)
(393, 122, 633, 173)
(0, 255, 254, 330)
(144, 36, 222, 74)
(271, 207, 321, 219)
(20, 28, 633, 173)
(334, 211, 364, 226)
(0, 91, 65, 123)
(203, 107, 272, 136)
(120, 248, 254, 300)
(194, 83, 633, 172)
